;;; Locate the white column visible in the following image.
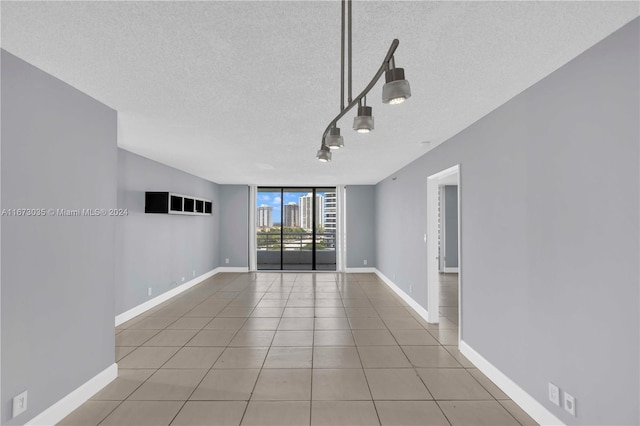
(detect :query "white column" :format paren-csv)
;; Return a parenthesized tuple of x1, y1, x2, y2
(335, 185, 347, 272)
(248, 185, 257, 271)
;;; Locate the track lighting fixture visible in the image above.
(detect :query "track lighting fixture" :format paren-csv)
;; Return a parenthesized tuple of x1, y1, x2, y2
(325, 126, 344, 150)
(353, 97, 374, 133)
(316, 145, 332, 162)
(382, 57, 411, 105)
(316, 0, 411, 161)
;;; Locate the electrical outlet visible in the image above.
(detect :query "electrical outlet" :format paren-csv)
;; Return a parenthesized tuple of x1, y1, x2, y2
(548, 382, 560, 406)
(225, 258, 230, 264)
(363, 259, 367, 265)
(563, 392, 576, 416)
(181, 277, 185, 282)
(147, 287, 152, 296)
(12, 390, 27, 418)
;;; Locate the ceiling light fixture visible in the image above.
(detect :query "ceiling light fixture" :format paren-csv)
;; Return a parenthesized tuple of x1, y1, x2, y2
(353, 96, 374, 133)
(316, 145, 332, 162)
(325, 126, 344, 150)
(382, 57, 412, 105)
(316, 0, 411, 161)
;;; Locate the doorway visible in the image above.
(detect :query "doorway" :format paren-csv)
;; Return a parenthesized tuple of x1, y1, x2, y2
(255, 187, 337, 271)
(427, 165, 461, 342)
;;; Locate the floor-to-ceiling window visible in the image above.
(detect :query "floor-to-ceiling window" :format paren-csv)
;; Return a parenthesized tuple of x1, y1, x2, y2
(256, 187, 336, 270)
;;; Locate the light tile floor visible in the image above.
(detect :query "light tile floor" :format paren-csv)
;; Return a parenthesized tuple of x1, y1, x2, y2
(58, 272, 537, 426)
(439, 273, 459, 326)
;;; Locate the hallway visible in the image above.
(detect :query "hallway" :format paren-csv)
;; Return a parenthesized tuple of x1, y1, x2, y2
(439, 273, 459, 327)
(59, 273, 536, 426)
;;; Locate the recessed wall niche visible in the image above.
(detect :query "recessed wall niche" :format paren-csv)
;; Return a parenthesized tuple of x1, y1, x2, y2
(145, 192, 212, 216)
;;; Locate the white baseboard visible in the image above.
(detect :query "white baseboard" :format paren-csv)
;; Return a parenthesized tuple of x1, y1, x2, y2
(26, 363, 117, 426)
(374, 269, 429, 323)
(443, 267, 459, 273)
(459, 341, 564, 426)
(115, 268, 219, 326)
(345, 267, 376, 273)
(216, 266, 249, 273)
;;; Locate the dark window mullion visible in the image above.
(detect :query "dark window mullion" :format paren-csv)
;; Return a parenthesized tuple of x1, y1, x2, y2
(280, 188, 284, 270)
(312, 188, 316, 271)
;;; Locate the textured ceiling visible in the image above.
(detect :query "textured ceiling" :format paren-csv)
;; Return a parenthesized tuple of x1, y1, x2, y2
(1, 1, 638, 185)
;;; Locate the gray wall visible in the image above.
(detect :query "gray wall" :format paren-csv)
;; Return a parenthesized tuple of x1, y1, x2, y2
(375, 19, 639, 426)
(116, 149, 219, 315)
(346, 185, 376, 268)
(1, 50, 117, 425)
(444, 185, 458, 268)
(218, 185, 249, 267)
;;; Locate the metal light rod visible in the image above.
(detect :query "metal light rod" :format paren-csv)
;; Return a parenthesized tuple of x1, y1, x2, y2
(320, 39, 399, 150)
(340, 0, 345, 111)
(347, 0, 353, 104)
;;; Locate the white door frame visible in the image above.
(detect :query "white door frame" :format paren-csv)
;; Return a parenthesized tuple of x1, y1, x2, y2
(441, 185, 460, 274)
(427, 165, 461, 330)
(439, 185, 445, 272)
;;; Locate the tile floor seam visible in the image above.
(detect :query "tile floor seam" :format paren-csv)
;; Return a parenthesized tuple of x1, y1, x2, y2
(498, 400, 531, 426)
(166, 400, 189, 426)
(94, 399, 127, 426)
(166, 354, 223, 425)
(117, 328, 163, 347)
(433, 398, 455, 426)
(466, 367, 510, 399)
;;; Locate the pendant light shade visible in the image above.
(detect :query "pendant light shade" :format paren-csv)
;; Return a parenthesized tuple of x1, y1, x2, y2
(325, 127, 344, 150)
(316, 145, 332, 162)
(353, 103, 374, 133)
(382, 65, 411, 105)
